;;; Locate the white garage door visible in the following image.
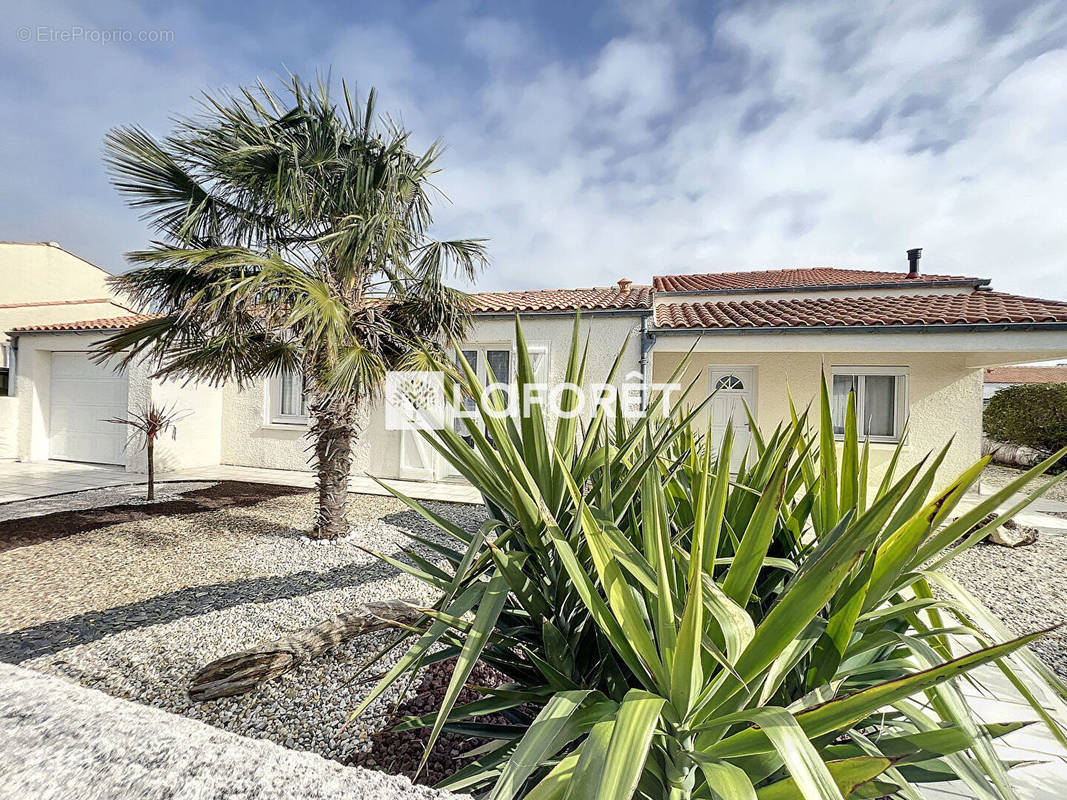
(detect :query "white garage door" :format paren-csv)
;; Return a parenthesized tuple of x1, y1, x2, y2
(49, 353, 128, 465)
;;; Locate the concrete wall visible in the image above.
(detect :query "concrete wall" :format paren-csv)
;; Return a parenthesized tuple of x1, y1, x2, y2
(136, 374, 224, 472)
(651, 348, 984, 488)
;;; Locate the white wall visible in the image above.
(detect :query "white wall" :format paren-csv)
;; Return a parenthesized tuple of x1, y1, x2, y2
(134, 372, 223, 472)
(13, 332, 223, 472)
(0, 243, 133, 459)
(0, 397, 17, 459)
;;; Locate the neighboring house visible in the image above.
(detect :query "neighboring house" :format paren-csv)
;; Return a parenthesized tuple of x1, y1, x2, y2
(7, 247, 1067, 489)
(983, 364, 1067, 405)
(0, 242, 135, 460)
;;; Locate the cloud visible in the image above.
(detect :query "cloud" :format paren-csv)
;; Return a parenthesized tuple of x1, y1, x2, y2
(2, 0, 1066, 302)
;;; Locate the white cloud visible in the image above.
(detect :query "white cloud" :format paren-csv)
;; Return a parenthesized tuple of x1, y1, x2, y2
(433, 0, 1067, 299)
(3, 0, 1066, 302)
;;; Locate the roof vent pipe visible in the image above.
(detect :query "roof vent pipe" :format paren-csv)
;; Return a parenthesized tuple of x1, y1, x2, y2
(906, 248, 922, 278)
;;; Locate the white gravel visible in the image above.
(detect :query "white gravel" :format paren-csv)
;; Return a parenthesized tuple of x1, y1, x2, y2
(0, 487, 486, 763)
(942, 536, 1067, 680)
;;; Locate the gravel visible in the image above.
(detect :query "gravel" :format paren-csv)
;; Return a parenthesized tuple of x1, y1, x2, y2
(0, 662, 467, 800)
(0, 487, 487, 764)
(982, 463, 1067, 504)
(0, 481, 216, 522)
(941, 536, 1067, 680)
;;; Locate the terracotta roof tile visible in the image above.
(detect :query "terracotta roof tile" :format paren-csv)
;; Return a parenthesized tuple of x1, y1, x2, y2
(652, 267, 986, 293)
(654, 292, 1067, 330)
(469, 286, 652, 313)
(10, 314, 161, 333)
(0, 298, 120, 310)
(985, 366, 1067, 384)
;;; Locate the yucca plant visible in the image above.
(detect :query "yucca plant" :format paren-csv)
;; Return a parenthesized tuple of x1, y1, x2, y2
(353, 317, 1067, 800)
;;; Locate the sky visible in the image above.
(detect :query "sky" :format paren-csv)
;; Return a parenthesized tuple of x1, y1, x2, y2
(2, 0, 1067, 299)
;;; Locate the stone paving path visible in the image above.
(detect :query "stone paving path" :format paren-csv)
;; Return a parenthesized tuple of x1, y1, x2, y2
(0, 663, 464, 800)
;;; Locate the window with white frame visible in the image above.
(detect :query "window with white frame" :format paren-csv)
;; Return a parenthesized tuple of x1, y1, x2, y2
(269, 368, 309, 424)
(452, 345, 513, 443)
(830, 366, 907, 442)
(0, 342, 12, 397)
(450, 343, 549, 442)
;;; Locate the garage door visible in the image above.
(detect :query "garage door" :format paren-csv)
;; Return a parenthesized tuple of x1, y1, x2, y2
(49, 353, 128, 465)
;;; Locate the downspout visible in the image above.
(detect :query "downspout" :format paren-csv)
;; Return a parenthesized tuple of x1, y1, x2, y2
(640, 314, 655, 410)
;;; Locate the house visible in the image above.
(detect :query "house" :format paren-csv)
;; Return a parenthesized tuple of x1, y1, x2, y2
(983, 364, 1067, 405)
(0, 243, 135, 460)
(7, 247, 1067, 488)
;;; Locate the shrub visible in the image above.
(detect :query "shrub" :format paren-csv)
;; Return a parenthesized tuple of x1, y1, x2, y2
(354, 318, 1067, 800)
(984, 382, 1067, 454)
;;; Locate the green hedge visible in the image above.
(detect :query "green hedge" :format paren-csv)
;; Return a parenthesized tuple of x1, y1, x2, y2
(984, 382, 1067, 453)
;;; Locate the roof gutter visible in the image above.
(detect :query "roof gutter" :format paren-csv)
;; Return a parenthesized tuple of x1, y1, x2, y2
(652, 279, 990, 297)
(472, 308, 653, 319)
(6, 327, 126, 337)
(650, 321, 1067, 336)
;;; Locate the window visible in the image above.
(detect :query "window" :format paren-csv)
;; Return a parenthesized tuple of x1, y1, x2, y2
(830, 366, 907, 442)
(452, 346, 513, 443)
(269, 368, 308, 424)
(715, 374, 745, 391)
(0, 342, 12, 397)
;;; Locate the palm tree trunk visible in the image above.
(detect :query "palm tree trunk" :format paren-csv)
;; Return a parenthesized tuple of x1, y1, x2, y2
(309, 398, 356, 540)
(147, 438, 155, 501)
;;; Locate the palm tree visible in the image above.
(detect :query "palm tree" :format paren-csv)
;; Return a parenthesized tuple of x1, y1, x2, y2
(94, 77, 487, 538)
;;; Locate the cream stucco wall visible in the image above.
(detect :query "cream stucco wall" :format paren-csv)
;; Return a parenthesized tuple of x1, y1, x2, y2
(220, 312, 647, 480)
(651, 347, 984, 488)
(0, 243, 117, 305)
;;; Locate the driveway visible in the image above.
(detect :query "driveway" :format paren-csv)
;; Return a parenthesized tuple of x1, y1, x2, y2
(0, 461, 137, 504)
(0, 460, 480, 505)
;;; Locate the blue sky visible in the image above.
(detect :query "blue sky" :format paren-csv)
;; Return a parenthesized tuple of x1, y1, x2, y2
(3, 0, 1067, 298)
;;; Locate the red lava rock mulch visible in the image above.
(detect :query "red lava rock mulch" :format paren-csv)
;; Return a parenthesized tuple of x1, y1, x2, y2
(348, 658, 531, 788)
(0, 481, 311, 553)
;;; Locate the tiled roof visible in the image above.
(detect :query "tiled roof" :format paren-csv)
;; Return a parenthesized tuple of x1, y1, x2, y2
(654, 292, 1067, 330)
(985, 366, 1067, 384)
(10, 314, 160, 333)
(653, 267, 987, 293)
(0, 298, 119, 310)
(469, 286, 652, 313)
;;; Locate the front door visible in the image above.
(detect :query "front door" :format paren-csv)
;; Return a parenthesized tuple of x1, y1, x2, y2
(709, 367, 756, 471)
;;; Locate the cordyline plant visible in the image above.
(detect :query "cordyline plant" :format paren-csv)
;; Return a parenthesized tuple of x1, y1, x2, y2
(106, 401, 189, 500)
(93, 76, 486, 538)
(353, 317, 1067, 800)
